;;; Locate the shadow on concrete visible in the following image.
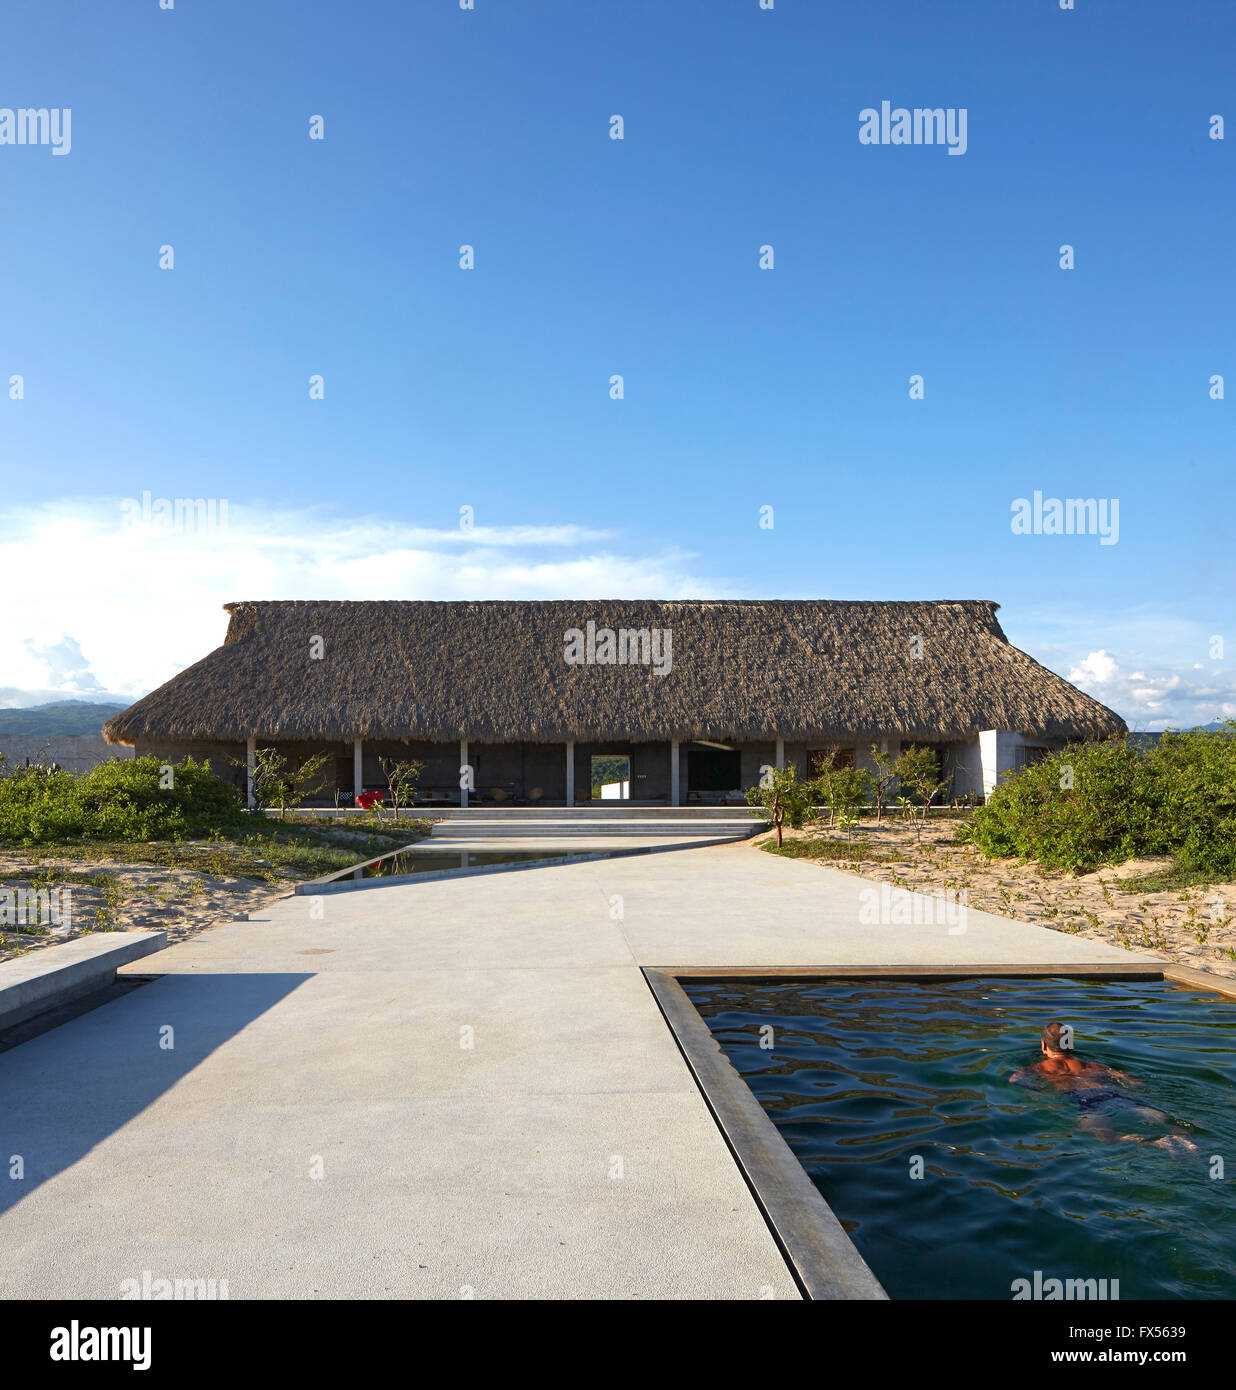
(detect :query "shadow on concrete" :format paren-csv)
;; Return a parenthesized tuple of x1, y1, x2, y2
(0, 972, 311, 1215)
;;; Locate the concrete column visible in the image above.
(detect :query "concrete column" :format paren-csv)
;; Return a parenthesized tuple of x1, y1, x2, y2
(246, 736, 256, 809)
(670, 739, 680, 806)
(979, 729, 1017, 798)
(352, 737, 363, 800)
(565, 739, 575, 806)
(775, 738, 785, 770)
(460, 735, 469, 809)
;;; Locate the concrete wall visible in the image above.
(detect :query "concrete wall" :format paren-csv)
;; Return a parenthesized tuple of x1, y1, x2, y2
(0, 734, 134, 775)
(739, 742, 778, 791)
(361, 739, 458, 798)
(977, 730, 1070, 797)
(133, 738, 248, 791)
(571, 742, 673, 803)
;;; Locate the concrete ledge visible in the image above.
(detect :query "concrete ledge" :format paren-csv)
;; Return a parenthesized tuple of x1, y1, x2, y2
(0, 931, 166, 1031)
(1162, 963, 1236, 999)
(644, 966, 888, 1300)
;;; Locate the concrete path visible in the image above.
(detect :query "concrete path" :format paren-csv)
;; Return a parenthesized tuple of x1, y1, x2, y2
(0, 840, 1151, 1300)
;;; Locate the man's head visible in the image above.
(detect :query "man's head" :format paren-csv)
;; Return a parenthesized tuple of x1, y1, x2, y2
(1041, 1021, 1074, 1056)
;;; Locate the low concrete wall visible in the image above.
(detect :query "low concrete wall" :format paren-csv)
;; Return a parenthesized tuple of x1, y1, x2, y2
(0, 931, 165, 1031)
(0, 734, 133, 775)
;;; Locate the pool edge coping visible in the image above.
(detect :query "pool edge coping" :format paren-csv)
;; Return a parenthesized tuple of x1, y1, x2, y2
(642, 965, 889, 1301)
(646, 959, 1236, 1302)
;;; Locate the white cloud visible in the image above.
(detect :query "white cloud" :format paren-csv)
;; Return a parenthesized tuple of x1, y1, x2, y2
(1068, 650, 1119, 685)
(0, 496, 732, 706)
(1066, 649, 1236, 731)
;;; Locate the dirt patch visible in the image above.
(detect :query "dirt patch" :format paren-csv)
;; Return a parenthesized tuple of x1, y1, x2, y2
(0, 851, 292, 963)
(756, 818, 1236, 979)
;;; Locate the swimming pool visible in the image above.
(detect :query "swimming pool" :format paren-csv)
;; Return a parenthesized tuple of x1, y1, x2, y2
(685, 975, 1236, 1300)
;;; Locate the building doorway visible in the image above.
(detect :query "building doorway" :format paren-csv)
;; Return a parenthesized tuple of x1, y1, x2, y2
(591, 754, 631, 800)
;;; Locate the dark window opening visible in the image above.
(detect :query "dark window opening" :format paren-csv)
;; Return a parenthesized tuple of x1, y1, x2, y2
(687, 748, 742, 792)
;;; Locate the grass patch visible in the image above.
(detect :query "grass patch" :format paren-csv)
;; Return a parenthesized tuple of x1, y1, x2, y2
(4, 818, 434, 885)
(759, 836, 897, 863)
(1116, 865, 1221, 895)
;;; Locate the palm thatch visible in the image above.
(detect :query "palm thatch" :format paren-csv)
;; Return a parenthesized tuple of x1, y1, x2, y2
(103, 599, 1126, 746)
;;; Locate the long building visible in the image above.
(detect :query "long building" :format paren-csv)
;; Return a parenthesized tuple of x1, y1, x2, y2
(103, 598, 1126, 807)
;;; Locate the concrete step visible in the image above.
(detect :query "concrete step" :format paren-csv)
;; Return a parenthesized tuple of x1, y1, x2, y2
(428, 822, 757, 840)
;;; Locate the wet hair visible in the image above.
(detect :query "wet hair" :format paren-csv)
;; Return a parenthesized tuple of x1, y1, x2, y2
(1041, 1021, 1073, 1052)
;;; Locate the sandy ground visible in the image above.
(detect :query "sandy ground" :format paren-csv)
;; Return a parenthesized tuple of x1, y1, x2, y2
(758, 817, 1236, 979)
(7, 818, 1234, 982)
(0, 851, 292, 963)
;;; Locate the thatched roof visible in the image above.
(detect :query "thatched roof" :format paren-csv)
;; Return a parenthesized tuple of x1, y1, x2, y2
(103, 599, 1126, 746)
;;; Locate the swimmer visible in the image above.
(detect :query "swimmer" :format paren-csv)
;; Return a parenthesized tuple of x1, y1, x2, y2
(1011, 1021, 1199, 1153)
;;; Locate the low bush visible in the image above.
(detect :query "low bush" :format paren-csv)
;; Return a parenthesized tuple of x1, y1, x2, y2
(0, 756, 245, 846)
(957, 725, 1236, 877)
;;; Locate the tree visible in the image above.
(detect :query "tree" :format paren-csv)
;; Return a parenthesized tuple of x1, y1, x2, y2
(894, 745, 948, 833)
(247, 748, 331, 819)
(867, 745, 899, 823)
(811, 749, 871, 830)
(378, 756, 424, 819)
(746, 764, 817, 848)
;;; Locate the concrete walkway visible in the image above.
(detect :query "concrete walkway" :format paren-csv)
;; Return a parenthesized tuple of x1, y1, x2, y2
(0, 840, 1151, 1300)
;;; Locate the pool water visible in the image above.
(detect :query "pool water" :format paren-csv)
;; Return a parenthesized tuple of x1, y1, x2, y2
(343, 848, 606, 879)
(685, 976, 1236, 1300)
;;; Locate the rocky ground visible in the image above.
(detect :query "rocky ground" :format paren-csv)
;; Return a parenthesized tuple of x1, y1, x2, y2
(756, 815, 1236, 979)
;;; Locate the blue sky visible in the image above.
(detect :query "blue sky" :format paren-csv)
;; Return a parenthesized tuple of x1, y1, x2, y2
(1, 0, 1232, 728)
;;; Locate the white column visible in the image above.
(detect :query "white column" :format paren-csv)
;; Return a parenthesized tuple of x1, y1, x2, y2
(460, 735, 469, 808)
(565, 739, 575, 806)
(979, 729, 1016, 798)
(352, 737, 363, 802)
(775, 738, 785, 770)
(670, 739, 680, 806)
(246, 736, 256, 809)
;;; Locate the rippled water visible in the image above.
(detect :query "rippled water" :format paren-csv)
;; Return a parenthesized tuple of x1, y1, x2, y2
(686, 977, 1236, 1299)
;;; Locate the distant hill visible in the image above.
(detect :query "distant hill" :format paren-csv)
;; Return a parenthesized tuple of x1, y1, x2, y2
(0, 700, 128, 736)
(1129, 721, 1231, 747)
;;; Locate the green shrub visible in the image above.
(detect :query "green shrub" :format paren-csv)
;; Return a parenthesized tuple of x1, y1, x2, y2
(0, 765, 87, 843)
(0, 756, 245, 846)
(957, 725, 1236, 876)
